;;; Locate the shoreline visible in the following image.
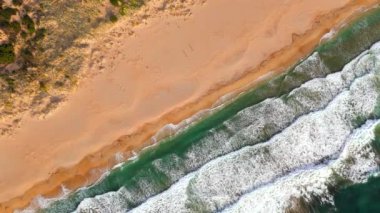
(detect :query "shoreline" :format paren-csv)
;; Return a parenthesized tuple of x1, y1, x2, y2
(1, 0, 379, 212)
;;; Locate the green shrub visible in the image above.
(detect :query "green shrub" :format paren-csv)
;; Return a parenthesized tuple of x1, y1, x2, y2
(12, 0, 23, 6)
(39, 81, 48, 92)
(0, 20, 10, 30)
(0, 43, 15, 64)
(110, 0, 120, 6)
(33, 28, 46, 41)
(126, 0, 144, 9)
(20, 47, 34, 64)
(21, 14, 35, 34)
(0, 74, 15, 92)
(109, 14, 118, 23)
(10, 21, 21, 33)
(20, 30, 27, 38)
(111, 0, 145, 15)
(0, 7, 17, 21)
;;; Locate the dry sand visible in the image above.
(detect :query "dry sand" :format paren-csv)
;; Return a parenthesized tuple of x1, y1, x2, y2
(1, 0, 379, 211)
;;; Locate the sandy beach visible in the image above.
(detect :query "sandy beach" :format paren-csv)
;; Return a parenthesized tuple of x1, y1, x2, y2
(1, 0, 378, 211)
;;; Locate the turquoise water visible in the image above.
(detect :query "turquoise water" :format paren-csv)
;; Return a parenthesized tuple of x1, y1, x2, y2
(40, 6, 380, 213)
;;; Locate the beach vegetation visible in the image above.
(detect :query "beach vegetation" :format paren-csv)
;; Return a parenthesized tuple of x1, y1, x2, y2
(126, 0, 145, 9)
(0, 7, 17, 21)
(10, 21, 21, 34)
(110, 0, 121, 6)
(20, 30, 27, 38)
(21, 14, 35, 34)
(0, 43, 15, 64)
(2, 75, 15, 92)
(110, 0, 145, 15)
(39, 81, 48, 93)
(12, 0, 23, 6)
(109, 13, 118, 23)
(32, 28, 46, 42)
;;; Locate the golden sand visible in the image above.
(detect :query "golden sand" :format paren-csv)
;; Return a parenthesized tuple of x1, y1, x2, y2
(1, 0, 379, 212)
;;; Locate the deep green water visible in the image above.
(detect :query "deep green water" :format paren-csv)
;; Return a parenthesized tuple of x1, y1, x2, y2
(314, 124, 380, 213)
(332, 124, 380, 213)
(333, 176, 380, 213)
(41, 6, 380, 213)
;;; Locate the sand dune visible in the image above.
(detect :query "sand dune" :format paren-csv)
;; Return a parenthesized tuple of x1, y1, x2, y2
(1, 0, 378, 212)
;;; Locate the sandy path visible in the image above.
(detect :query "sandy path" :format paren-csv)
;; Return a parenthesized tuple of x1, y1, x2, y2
(1, 0, 378, 211)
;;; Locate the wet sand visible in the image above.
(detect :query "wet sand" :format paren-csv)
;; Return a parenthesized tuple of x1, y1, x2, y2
(1, 0, 378, 211)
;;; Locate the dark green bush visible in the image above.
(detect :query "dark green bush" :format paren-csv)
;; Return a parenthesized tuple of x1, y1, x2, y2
(0, 7, 17, 21)
(20, 30, 27, 38)
(10, 21, 21, 33)
(33, 28, 46, 41)
(0, 43, 15, 64)
(39, 80, 47, 92)
(111, 0, 145, 15)
(126, 0, 144, 9)
(21, 14, 35, 34)
(12, 0, 23, 6)
(109, 14, 118, 23)
(110, 0, 120, 6)
(0, 20, 10, 29)
(20, 47, 34, 64)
